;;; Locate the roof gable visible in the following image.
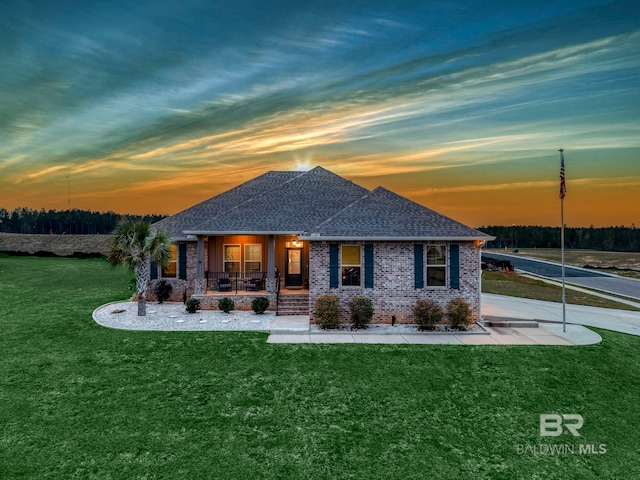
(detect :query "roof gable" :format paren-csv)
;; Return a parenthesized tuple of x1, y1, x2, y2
(186, 166, 369, 234)
(153, 170, 300, 238)
(302, 186, 492, 240)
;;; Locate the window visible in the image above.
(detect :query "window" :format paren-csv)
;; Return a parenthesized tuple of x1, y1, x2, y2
(224, 244, 241, 273)
(162, 245, 177, 277)
(341, 245, 361, 286)
(426, 245, 446, 287)
(244, 244, 262, 272)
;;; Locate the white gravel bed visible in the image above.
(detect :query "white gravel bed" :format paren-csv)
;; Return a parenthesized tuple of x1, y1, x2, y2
(93, 301, 274, 331)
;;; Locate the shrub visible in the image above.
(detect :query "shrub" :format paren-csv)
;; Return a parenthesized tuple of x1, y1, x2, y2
(153, 279, 173, 304)
(447, 297, 471, 330)
(218, 297, 235, 313)
(349, 297, 373, 329)
(413, 299, 444, 331)
(251, 297, 270, 314)
(185, 298, 200, 313)
(314, 295, 341, 330)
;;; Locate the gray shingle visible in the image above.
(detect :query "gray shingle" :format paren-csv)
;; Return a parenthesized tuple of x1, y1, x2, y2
(154, 166, 491, 241)
(185, 166, 369, 234)
(302, 187, 492, 240)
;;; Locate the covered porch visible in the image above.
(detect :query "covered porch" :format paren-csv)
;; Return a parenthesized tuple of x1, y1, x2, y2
(192, 233, 310, 295)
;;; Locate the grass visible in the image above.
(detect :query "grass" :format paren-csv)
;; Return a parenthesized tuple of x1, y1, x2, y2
(481, 271, 640, 311)
(1, 256, 640, 479)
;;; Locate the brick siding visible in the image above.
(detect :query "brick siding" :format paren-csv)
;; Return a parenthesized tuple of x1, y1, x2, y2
(309, 240, 481, 324)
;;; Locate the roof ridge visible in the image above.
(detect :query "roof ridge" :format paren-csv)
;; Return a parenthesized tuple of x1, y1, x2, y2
(307, 187, 374, 234)
(189, 169, 309, 232)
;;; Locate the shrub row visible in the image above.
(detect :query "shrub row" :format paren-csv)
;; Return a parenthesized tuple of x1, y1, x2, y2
(184, 296, 270, 314)
(314, 295, 472, 330)
(314, 295, 374, 330)
(413, 298, 471, 331)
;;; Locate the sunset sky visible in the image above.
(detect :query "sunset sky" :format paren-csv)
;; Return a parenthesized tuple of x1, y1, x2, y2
(1, 0, 638, 227)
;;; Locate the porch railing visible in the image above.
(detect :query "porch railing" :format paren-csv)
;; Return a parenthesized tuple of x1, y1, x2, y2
(206, 272, 267, 294)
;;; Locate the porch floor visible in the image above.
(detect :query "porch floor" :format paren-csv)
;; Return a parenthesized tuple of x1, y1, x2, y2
(203, 288, 309, 296)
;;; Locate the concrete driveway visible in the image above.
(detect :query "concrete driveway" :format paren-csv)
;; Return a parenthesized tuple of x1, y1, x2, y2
(482, 293, 640, 336)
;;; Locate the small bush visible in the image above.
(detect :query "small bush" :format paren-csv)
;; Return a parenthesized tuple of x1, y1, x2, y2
(447, 297, 471, 330)
(185, 298, 200, 313)
(349, 297, 373, 329)
(251, 297, 270, 314)
(413, 299, 444, 331)
(153, 280, 173, 304)
(314, 295, 341, 330)
(218, 297, 235, 313)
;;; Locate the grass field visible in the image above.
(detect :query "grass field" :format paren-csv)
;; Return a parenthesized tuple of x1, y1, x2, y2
(481, 272, 640, 311)
(1, 256, 640, 479)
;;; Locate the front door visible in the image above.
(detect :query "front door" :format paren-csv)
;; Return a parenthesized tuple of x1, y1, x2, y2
(285, 248, 303, 287)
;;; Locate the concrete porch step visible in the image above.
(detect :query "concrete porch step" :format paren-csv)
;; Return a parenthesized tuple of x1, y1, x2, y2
(481, 315, 539, 328)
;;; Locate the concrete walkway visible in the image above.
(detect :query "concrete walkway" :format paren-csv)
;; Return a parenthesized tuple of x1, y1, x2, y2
(268, 294, 640, 344)
(267, 306, 603, 345)
(482, 293, 640, 336)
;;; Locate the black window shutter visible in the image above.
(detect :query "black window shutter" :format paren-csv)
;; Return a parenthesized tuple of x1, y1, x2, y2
(414, 244, 424, 288)
(329, 244, 339, 288)
(150, 261, 158, 280)
(178, 243, 187, 280)
(450, 244, 460, 289)
(364, 244, 374, 288)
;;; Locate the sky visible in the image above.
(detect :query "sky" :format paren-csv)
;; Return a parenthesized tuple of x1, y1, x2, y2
(1, 0, 638, 228)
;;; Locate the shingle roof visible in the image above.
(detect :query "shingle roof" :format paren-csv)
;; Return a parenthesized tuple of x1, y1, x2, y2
(153, 170, 300, 238)
(300, 187, 493, 241)
(153, 166, 492, 241)
(185, 166, 369, 234)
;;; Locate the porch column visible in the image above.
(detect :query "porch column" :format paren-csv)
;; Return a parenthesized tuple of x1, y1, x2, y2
(266, 234, 276, 294)
(195, 235, 205, 295)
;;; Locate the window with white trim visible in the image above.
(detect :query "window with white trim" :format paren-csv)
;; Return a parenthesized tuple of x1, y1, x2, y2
(224, 244, 241, 273)
(244, 244, 262, 272)
(341, 245, 361, 286)
(426, 245, 446, 287)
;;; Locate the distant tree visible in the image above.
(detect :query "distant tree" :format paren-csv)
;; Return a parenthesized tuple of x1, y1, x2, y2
(106, 220, 172, 316)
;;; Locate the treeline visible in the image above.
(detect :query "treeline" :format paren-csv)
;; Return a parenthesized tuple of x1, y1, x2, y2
(0, 207, 167, 235)
(481, 225, 639, 252)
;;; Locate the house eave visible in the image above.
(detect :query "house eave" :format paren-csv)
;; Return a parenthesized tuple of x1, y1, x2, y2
(298, 235, 496, 242)
(183, 230, 303, 236)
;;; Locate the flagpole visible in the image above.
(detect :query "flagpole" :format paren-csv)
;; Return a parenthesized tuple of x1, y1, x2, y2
(559, 149, 566, 333)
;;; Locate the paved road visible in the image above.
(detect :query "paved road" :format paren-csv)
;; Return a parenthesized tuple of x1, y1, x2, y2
(482, 252, 640, 300)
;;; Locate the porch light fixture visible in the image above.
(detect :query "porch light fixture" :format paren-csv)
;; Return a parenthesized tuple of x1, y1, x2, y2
(292, 240, 303, 248)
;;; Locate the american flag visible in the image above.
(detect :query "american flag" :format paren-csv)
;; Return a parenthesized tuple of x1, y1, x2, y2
(559, 149, 566, 199)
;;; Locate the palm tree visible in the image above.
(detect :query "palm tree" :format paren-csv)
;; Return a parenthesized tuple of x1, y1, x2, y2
(107, 220, 172, 316)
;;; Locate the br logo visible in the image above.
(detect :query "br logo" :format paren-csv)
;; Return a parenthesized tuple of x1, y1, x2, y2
(540, 414, 584, 437)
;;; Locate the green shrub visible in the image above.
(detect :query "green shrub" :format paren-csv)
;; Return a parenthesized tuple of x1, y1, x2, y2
(413, 299, 444, 331)
(314, 295, 341, 330)
(251, 297, 270, 314)
(153, 279, 173, 304)
(447, 297, 471, 330)
(349, 297, 373, 329)
(185, 298, 200, 313)
(218, 297, 235, 313)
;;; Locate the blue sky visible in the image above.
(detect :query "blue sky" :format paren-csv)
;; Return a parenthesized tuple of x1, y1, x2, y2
(1, 0, 638, 226)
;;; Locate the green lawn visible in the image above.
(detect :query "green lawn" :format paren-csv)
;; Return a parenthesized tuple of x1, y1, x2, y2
(481, 271, 640, 311)
(1, 256, 639, 479)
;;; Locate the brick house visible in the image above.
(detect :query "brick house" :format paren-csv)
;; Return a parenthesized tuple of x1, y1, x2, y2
(151, 166, 493, 323)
